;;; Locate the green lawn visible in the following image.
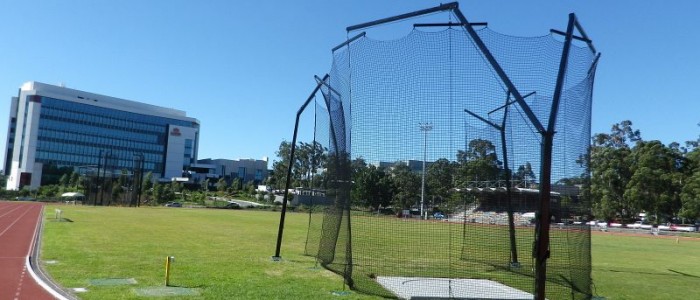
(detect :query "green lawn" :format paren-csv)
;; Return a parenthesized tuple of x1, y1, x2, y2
(40, 205, 700, 299)
(591, 233, 700, 299)
(311, 213, 588, 298)
(41, 206, 375, 299)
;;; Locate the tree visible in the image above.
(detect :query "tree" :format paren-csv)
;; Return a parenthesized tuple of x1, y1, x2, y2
(352, 164, 392, 209)
(59, 173, 70, 187)
(454, 139, 501, 187)
(69, 172, 80, 188)
(271, 140, 330, 191)
(111, 182, 123, 205)
(426, 158, 454, 207)
(271, 141, 294, 190)
(593, 120, 641, 148)
(38, 185, 60, 197)
(142, 172, 154, 204)
(202, 179, 210, 193)
(113, 169, 128, 204)
(350, 158, 368, 206)
(171, 181, 183, 194)
(153, 183, 164, 204)
(296, 141, 327, 188)
(679, 149, 700, 220)
(590, 121, 639, 221)
(390, 162, 420, 209)
(217, 177, 228, 195)
(243, 180, 256, 195)
(163, 184, 175, 203)
(264, 170, 276, 188)
(513, 162, 537, 187)
(625, 141, 683, 223)
(231, 178, 240, 191)
(686, 122, 700, 150)
(153, 183, 175, 204)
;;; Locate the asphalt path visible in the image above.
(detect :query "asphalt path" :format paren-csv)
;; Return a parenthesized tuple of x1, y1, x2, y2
(0, 201, 55, 300)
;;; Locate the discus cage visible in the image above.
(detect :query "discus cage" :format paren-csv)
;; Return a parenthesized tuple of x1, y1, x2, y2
(274, 3, 600, 299)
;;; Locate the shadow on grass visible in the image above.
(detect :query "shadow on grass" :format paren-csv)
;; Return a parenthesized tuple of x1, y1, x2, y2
(668, 269, 700, 278)
(599, 268, 698, 278)
(167, 284, 206, 288)
(50, 218, 74, 222)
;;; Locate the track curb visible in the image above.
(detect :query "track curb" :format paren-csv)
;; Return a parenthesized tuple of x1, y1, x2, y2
(27, 205, 76, 300)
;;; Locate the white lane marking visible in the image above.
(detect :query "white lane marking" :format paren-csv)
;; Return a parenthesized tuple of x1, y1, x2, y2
(0, 206, 33, 238)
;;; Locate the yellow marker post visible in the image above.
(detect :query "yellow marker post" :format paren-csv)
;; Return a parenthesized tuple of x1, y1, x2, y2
(165, 256, 174, 286)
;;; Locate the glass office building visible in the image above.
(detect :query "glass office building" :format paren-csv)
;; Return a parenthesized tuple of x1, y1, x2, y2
(4, 81, 200, 190)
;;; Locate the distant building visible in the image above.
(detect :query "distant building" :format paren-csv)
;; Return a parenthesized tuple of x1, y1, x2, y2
(377, 160, 432, 173)
(4, 81, 200, 190)
(189, 158, 269, 185)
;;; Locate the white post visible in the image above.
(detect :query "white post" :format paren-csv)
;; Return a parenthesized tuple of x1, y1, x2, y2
(419, 123, 433, 220)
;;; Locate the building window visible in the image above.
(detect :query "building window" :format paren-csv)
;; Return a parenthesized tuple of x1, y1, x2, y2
(183, 139, 193, 167)
(238, 167, 246, 180)
(31, 96, 194, 175)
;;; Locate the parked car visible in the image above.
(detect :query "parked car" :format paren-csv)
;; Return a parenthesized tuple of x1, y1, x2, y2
(165, 202, 182, 207)
(671, 224, 697, 232)
(220, 202, 241, 209)
(627, 221, 653, 230)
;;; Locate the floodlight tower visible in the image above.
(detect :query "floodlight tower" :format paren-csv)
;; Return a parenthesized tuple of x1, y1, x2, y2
(419, 122, 433, 220)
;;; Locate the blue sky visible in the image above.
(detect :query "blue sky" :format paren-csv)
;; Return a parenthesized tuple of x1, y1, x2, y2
(0, 0, 699, 165)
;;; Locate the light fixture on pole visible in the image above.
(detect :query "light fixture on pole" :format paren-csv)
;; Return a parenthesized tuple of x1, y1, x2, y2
(419, 122, 433, 220)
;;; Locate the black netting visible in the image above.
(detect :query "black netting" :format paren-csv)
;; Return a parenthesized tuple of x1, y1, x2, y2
(300, 9, 597, 300)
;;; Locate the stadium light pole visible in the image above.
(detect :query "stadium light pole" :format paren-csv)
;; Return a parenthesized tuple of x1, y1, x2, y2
(419, 122, 432, 220)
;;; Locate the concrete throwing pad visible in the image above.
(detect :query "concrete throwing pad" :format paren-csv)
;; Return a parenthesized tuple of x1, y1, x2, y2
(134, 287, 200, 297)
(89, 278, 137, 286)
(376, 277, 534, 300)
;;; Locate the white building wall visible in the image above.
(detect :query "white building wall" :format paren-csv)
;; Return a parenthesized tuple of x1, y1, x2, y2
(7, 89, 43, 190)
(3, 96, 19, 174)
(7, 161, 20, 189)
(163, 124, 198, 179)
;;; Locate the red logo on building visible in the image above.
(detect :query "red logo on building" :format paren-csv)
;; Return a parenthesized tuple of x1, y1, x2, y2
(170, 127, 182, 136)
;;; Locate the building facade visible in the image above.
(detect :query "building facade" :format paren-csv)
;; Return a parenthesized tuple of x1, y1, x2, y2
(4, 81, 200, 190)
(190, 158, 268, 185)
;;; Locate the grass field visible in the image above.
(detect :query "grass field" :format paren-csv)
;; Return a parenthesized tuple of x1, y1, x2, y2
(308, 212, 589, 298)
(40, 205, 700, 299)
(591, 233, 700, 299)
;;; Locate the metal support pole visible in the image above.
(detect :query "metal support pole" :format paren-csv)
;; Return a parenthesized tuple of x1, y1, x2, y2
(273, 74, 329, 260)
(496, 94, 520, 267)
(99, 151, 107, 206)
(534, 132, 553, 299)
(500, 112, 519, 267)
(451, 8, 545, 134)
(464, 100, 521, 266)
(534, 13, 576, 300)
(347, 2, 458, 32)
(95, 150, 103, 206)
(414, 22, 486, 28)
(332, 32, 366, 52)
(420, 123, 433, 220)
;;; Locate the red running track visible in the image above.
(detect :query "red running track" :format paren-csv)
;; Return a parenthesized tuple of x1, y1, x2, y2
(0, 201, 56, 300)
